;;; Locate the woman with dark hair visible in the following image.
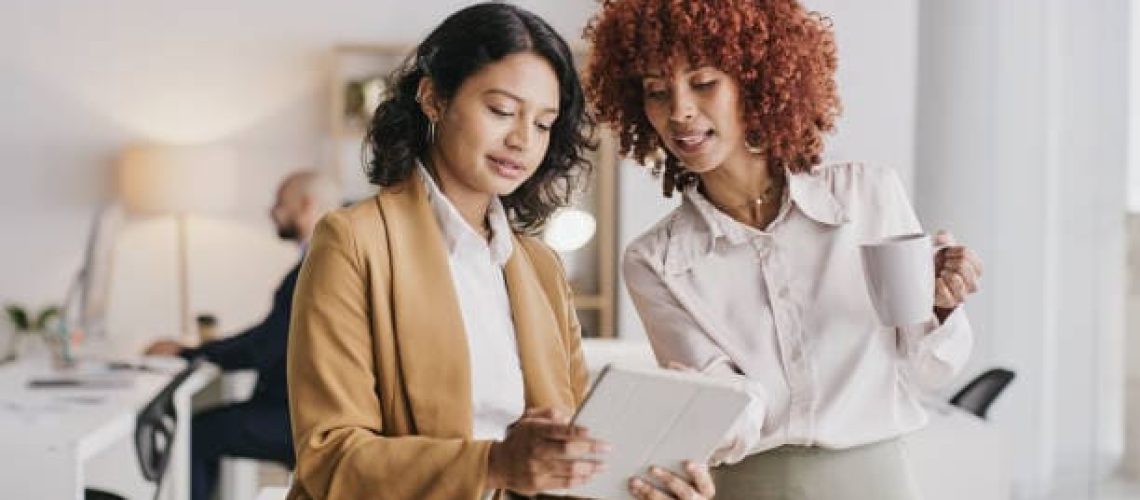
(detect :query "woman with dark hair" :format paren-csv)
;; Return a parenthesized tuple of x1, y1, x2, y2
(586, 1, 983, 499)
(287, 3, 713, 499)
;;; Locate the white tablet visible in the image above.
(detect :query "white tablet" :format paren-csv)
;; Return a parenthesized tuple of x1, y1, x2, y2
(550, 363, 751, 499)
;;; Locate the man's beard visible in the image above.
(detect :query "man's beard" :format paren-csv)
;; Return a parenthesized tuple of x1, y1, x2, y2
(277, 222, 300, 241)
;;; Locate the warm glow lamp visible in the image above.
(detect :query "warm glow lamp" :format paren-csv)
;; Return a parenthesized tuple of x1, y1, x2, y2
(116, 144, 236, 337)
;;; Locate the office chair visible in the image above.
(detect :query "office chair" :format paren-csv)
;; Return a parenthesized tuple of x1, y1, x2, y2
(86, 358, 204, 500)
(948, 368, 1015, 419)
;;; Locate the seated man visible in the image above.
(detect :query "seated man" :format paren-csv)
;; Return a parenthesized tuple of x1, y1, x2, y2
(144, 170, 339, 500)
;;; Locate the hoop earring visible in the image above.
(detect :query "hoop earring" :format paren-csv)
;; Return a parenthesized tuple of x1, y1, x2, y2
(649, 148, 668, 174)
(745, 140, 763, 155)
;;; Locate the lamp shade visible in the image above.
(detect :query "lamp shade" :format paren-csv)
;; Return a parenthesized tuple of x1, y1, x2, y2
(543, 208, 597, 253)
(116, 144, 237, 214)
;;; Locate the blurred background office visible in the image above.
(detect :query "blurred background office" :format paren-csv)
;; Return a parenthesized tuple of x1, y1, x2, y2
(0, 0, 1136, 499)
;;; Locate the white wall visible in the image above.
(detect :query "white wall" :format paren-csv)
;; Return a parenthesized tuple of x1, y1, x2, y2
(1128, 0, 1140, 481)
(916, 0, 1129, 497)
(1130, 0, 1140, 214)
(0, 0, 597, 350)
(618, 0, 921, 340)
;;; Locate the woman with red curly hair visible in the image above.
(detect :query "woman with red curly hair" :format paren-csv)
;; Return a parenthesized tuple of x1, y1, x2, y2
(586, 1, 984, 498)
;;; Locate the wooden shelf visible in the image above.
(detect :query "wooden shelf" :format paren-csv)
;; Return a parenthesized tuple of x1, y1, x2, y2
(573, 294, 607, 310)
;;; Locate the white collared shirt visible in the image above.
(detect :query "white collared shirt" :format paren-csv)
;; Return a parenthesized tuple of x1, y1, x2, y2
(623, 162, 973, 464)
(419, 165, 525, 441)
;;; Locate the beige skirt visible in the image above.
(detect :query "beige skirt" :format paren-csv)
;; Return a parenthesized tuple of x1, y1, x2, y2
(711, 438, 922, 500)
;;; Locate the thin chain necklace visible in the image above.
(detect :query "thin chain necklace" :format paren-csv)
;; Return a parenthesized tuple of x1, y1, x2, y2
(700, 174, 786, 231)
(703, 174, 785, 211)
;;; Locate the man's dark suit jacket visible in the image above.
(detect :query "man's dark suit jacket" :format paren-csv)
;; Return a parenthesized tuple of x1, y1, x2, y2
(180, 262, 301, 403)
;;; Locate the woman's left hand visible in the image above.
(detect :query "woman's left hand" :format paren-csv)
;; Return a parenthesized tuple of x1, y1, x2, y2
(628, 461, 715, 499)
(933, 230, 983, 317)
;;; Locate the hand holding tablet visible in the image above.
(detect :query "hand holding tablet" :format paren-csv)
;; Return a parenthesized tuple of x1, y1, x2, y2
(548, 364, 751, 499)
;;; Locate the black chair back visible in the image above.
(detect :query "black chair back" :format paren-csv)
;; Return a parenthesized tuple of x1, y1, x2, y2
(949, 368, 1015, 419)
(87, 358, 204, 500)
(135, 358, 203, 483)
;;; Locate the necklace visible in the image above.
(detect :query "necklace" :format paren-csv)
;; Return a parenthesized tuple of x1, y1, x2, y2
(705, 175, 786, 211)
(701, 175, 786, 230)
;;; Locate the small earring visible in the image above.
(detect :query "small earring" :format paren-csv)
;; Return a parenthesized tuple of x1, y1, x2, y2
(744, 132, 764, 155)
(427, 121, 437, 144)
(650, 148, 668, 171)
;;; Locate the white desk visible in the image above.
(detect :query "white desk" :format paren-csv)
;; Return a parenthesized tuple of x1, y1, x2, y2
(908, 399, 1012, 500)
(0, 355, 217, 500)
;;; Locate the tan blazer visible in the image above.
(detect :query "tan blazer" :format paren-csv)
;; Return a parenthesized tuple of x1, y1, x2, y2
(286, 172, 589, 499)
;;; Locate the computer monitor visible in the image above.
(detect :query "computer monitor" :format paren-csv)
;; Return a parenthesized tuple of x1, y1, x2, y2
(63, 201, 125, 343)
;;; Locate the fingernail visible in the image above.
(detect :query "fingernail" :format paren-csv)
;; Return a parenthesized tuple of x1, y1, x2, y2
(599, 442, 613, 453)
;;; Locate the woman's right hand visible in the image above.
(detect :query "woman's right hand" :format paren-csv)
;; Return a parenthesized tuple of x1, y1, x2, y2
(486, 407, 610, 495)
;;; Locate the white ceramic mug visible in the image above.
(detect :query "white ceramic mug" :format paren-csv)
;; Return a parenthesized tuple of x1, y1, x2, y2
(860, 233, 945, 327)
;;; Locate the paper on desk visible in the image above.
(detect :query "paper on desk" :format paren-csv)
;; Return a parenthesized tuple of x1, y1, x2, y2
(25, 360, 137, 389)
(0, 398, 71, 425)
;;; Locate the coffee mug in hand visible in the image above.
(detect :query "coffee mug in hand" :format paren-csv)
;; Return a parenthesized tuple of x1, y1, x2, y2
(860, 233, 943, 327)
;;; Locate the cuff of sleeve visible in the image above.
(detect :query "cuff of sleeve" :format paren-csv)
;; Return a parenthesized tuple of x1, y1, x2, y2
(709, 376, 767, 466)
(900, 307, 974, 389)
(919, 306, 972, 365)
(477, 439, 495, 495)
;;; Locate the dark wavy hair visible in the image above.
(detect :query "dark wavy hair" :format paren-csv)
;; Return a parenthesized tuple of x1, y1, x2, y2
(584, 0, 841, 197)
(366, 2, 594, 234)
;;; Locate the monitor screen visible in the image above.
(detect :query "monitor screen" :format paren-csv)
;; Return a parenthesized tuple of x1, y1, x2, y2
(71, 202, 125, 340)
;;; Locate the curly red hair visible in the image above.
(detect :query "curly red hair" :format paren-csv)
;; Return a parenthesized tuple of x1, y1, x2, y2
(584, 0, 841, 195)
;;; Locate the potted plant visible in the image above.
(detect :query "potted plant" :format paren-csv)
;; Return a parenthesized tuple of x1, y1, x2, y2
(3, 303, 61, 360)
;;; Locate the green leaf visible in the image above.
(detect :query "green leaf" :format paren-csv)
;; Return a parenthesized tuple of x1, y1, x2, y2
(5, 304, 29, 331)
(35, 306, 61, 331)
